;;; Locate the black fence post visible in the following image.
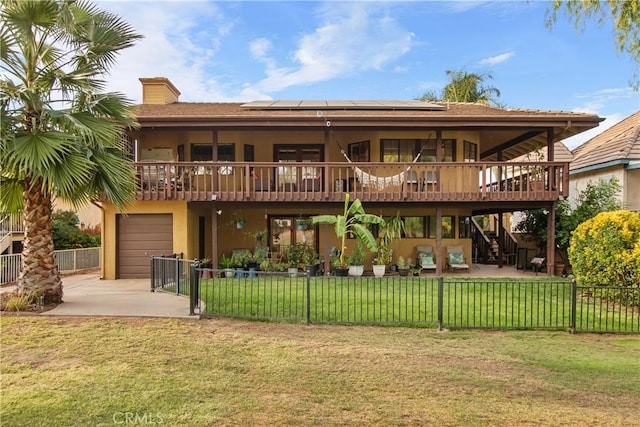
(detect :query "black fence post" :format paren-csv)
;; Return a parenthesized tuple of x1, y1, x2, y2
(569, 279, 577, 334)
(150, 257, 156, 292)
(437, 276, 444, 331)
(189, 262, 198, 316)
(306, 270, 311, 325)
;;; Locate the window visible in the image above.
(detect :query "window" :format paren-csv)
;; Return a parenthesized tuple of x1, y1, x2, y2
(191, 143, 235, 174)
(190, 144, 235, 161)
(463, 141, 477, 162)
(403, 217, 425, 238)
(380, 138, 457, 163)
(348, 140, 370, 162)
(421, 139, 456, 162)
(381, 139, 422, 162)
(459, 216, 472, 238)
(427, 215, 455, 238)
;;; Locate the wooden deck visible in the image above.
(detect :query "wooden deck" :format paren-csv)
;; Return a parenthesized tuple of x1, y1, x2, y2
(133, 161, 569, 203)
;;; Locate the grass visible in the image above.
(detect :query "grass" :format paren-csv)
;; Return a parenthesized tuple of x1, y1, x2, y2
(196, 276, 639, 332)
(1, 316, 638, 426)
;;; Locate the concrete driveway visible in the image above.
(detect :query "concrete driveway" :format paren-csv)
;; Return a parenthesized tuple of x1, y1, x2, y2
(42, 273, 193, 319)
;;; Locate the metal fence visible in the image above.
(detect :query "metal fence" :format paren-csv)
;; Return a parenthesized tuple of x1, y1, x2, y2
(0, 247, 101, 285)
(150, 256, 639, 334)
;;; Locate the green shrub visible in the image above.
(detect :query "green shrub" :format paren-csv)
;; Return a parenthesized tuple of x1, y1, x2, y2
(569, 210, 640, 289)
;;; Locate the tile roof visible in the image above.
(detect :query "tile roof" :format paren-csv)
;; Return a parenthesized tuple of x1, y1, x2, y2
(134, 101, 599, 122)
(571, 111, 640, 171)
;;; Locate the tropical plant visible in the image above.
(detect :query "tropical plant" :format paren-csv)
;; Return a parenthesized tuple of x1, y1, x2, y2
(218, 255, 235, 269)
(346, 241, 366, 266)
(569, 210, 640, 293)
(396, 256, 408, 270)
(419, 69, 502, 106)
(0, 0, 142, 303)
(312, 193, 384, 269)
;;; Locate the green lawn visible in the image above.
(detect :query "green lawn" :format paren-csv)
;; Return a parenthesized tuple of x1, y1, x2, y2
(1, 316, 638, 426)
(196, 276, 638, 332)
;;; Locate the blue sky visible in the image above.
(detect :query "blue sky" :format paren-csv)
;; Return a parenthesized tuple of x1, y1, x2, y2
(99, 1, 639, 149)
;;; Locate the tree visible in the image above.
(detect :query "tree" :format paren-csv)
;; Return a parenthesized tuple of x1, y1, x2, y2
(0, 0, 142, 302)
(546, 0, 640, 89)
(515, 178, 622, 263)
(419, 69, 502, 106)
(52, 210, 99, 249)
(312, 193, 385, 268)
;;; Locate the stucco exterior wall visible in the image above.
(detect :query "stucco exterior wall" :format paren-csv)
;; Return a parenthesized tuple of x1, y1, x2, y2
(569, 165, 625, 209)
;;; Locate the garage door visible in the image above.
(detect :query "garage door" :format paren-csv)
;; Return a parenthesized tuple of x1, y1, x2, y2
(117, 214, 173, 279)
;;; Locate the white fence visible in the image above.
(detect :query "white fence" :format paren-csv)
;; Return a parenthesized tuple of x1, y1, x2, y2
(0, 247, 101, 285)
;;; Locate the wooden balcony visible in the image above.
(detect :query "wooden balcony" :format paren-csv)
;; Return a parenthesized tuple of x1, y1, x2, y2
(133, 161, 569, 204)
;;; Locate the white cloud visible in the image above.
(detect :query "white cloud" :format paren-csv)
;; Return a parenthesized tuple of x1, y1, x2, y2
(99, 1, 248, 102)
(247, 3, 414, 94)
(478, 51, 515, 66)
(561, 87, 637, 150)
(250, 38, 273, 61)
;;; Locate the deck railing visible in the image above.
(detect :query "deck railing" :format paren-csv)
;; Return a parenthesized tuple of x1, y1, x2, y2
(133, 161, 569, 203)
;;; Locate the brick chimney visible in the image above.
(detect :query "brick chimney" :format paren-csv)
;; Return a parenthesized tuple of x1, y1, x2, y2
(139, 77, 181, 104)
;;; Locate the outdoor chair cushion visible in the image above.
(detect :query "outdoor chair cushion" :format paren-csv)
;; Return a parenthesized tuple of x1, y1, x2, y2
(449, 252, 465, 265)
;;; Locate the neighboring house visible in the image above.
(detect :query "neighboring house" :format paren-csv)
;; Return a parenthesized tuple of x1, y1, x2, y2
(570, 111, 640, 211)
(0, 213, 24, 255)
(100, 77, 602, 279)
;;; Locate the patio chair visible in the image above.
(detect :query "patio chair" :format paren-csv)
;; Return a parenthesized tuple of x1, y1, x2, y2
(530, 257, 546, 275)
(416, 245, 436, 272)
(446, 245, 469, 272)
(406, 170, 420, 191)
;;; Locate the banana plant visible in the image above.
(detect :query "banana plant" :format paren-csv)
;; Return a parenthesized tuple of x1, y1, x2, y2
(312, 193, 385, 267)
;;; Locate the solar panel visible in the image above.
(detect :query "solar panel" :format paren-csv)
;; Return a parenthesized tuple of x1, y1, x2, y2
(240, 100, 445, 110)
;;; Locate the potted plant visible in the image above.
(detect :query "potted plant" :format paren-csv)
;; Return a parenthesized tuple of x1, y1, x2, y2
(373, 212, 403, 277)
(397, 256, 410, 277)
(232, 252, 248, 278)
(301, 243, 320, 276)
(295, 216, 310, 231)
(218, 254, 235, 278)
(330, 248, 348, 276)
(286, 244, 304, 277)
(312, 193, 384, 275)
(251, 229, 267, 245)
(527, 145, 546, 191)
(372, 249, 390, 278)
(198, 258, 212, 279)
(347, 241, 366, 277)
(232, 212, 247, 229)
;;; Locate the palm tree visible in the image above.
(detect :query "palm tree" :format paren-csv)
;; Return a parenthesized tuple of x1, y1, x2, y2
(0, 0, 142, 302)
(420, 69, 502, 106)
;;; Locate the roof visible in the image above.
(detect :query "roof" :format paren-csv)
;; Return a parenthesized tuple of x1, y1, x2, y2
(511, 141, 573, 163)
(571, 111, 640, 172)
(132, 101, 602, 162)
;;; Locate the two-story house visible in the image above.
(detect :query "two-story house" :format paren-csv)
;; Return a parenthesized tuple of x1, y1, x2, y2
(100, 77, 602, 279)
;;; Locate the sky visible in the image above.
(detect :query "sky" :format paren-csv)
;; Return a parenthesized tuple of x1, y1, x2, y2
(98, 0, 640, 150)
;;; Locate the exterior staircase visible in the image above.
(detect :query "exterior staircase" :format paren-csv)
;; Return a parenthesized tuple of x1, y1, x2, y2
(472, 215, 517, 265)
(0, 214, 24, 255)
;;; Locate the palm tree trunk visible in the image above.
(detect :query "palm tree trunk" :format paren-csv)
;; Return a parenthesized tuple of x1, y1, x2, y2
(17, 177, 63, 303)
